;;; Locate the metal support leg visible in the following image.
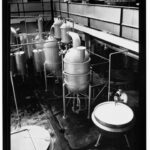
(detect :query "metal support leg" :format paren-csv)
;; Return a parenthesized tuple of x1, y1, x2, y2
(87, 85, 91, 119)
(124, 134, 130, 148)
(94, 133, 102, 147)
(63, 83, 66, 119)
(44, 62, 48, 92)
(10, 71, 21, 128)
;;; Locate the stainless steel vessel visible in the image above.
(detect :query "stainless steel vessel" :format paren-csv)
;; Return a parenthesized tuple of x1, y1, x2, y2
(52, 17, 63, 39)
(64, 58, 90, 75)
(64, 72, 90, 93)
(63, 46, 90, 92)
(43, 36, 61, 73)
(33, 49, 45, 72)
(14, 51, 26, 75)
(60, 21, 72, 44)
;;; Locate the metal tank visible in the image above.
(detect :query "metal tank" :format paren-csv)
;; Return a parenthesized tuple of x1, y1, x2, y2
(51, 17, 63, 40)
(64, 72, 90, 92)
(32, 49, 45, 72)
(43, 35, 61, 73)
(19, 33, 30, 58)
(60, 21, 72, 44)
(14, 51, 26, 76)
(63, 46, 90, 93)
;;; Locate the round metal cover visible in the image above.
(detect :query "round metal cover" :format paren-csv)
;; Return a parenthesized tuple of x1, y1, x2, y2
(92, 101, 134, 132)
(11, 125, 51, 150)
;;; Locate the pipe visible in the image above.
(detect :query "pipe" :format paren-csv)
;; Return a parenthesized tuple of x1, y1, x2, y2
(67, 31, 81, 48)
(11, 39, 57, 47)
(38, 15, 43, 39)
(63, 83, 66, 119)
(108, 50, 128, 101)
(94, 39, 139, 60)
(10, 71, 21, 128)
(88, 85, 91, 119)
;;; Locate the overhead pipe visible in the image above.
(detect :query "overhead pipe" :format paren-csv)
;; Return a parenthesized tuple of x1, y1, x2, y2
(67, 31, 81, 48)
(94, 39, 139, 60)
(108, 50, 128, 101)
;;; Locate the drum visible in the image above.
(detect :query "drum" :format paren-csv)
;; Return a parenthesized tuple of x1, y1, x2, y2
(14, 51, 26, 76)
(33, 49, 45, 72)
(92, 101, 134, 133)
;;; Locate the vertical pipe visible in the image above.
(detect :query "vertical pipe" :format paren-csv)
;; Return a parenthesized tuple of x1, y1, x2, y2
(24, 17, 31, 58)
(108, 50, 128, 101)
(44, 62, 48, 92)
(59, 0, 62, 17)
(88, 85, 91, 119)
(38, 16, 43, 39)
(63, 83, 66, 119)
(67, 1, 69, 18)
(51, 0, 54, 23)
(108, 55, 111, 101)
(10, 71, 21, 127)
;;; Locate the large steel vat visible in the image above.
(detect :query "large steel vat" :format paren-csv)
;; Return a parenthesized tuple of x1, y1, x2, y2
(60, 21, 72, 44)
(43, 36, 61, 72)
(64, 72, 90, 93)
(63, 46, 90, 92)
(33, 49, 45, 72)
(14, 51, 26, 75)
(52, 17, 63, 39)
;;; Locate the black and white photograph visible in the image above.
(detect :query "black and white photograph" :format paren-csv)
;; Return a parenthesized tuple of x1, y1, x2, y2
(2, 0, 147, 150)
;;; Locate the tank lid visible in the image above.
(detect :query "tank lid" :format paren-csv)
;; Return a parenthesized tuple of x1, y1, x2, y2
(15, 51, 24, 55)
(47, 35, 57, 42)
(60, 22, 72, 29)
(54, 18, 63, 25)
(33, 49, 43, 52)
